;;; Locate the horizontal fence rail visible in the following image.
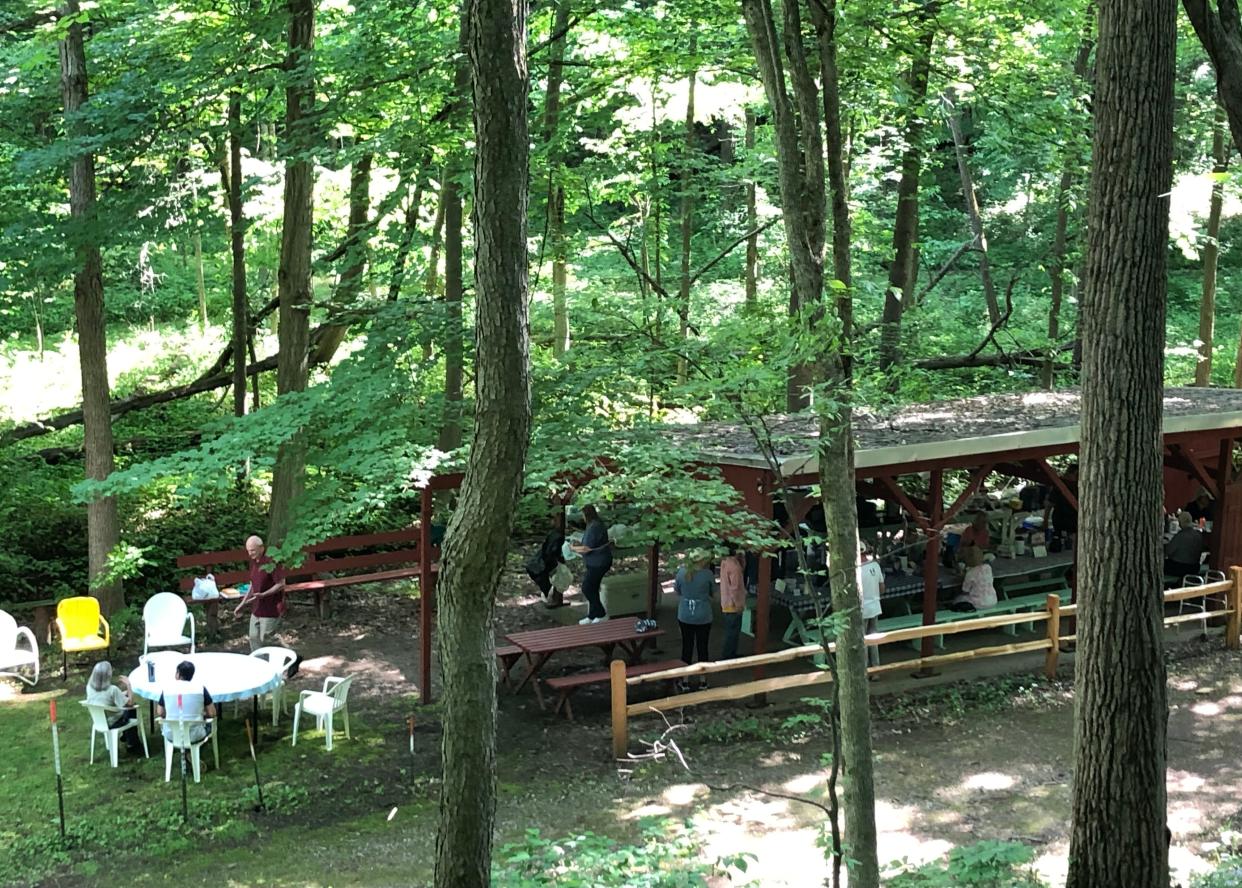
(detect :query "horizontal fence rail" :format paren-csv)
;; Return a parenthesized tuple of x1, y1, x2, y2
(610, 569, 1242, 757)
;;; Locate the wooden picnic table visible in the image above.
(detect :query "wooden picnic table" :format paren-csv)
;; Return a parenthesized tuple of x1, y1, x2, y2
(504, 620, 665, 707)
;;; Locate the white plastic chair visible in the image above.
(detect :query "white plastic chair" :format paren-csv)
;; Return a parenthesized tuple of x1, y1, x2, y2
(80, 701, 149, 767)
(143, 593, 195, 657)
(292, 675, 353, 751)
(0, 610, 39, 686)
(244, 646, 296, 726)
(156, 717, 218, 783)
(1178, 569, 1227, 636)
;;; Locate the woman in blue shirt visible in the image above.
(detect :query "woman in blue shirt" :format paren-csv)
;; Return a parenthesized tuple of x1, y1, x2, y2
(675, 550, 716, 687)
(570, 505, 613, 624)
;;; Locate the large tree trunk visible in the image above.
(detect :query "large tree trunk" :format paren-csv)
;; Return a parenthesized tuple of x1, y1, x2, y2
(59, 0, 122, 614)
(1197, 104, 1228, 386)
(543, 0, 572, 356)
(1066, 1, 1175, 885)
(744, 108, 759, 309)
(877, 16, 935, 374)
(227, 91, 249, 418)
(439, 170, 465, 452)
(676, 61, 697, 385)
(942, 88, 1001, 325)
(268, 0, 315, 546)
(433, 0, 531, 885)
(811, 0, 852, 332)
(310, 151, 372, 366)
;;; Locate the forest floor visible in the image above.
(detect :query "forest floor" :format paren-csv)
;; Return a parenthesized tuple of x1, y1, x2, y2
(2, 558, 1239, 887)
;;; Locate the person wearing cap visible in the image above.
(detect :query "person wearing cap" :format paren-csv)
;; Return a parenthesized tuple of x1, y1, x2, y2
(1185, 488, 1215, 525)
(1164, 512, 1207, 579)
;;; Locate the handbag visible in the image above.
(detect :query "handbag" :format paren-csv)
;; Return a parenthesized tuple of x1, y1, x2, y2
(191, 574, 219, 601)
(551, 563, 573, 592)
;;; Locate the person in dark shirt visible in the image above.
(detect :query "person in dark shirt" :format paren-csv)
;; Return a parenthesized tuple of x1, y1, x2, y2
(570, 505, 613, 624)
(1165, 512, 1207, 579)
(234, 535, 290, 651)
(1185, 488, 1215, 524)
(1043, 463, 1079, 544)
(526, 511, 567, 608)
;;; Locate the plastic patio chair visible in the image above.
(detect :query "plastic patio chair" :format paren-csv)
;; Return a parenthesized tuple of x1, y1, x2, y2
(1178, 569, 1227, 636)
(0, 609, 39, 687)
(291, 675, 353, 751)
(156, 717, 218, 783)
(54, 597, 110, 680)
(142, 592, 196, 657)
(249, 646, 297, 726)
(80, 701, 149, 767)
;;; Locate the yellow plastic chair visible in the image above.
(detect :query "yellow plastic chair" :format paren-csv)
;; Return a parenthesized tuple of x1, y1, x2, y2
(55, 597, 110, 680)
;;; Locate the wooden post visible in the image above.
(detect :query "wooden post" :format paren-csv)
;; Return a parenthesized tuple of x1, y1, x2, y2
(610, 659, 628, 759)
(646, 541, 660, 618)
(1227, 566, 1242, 650)
(419, 487, 434, 705)
(1044, 593, 1061, 678)
(919, 470, 943, 663)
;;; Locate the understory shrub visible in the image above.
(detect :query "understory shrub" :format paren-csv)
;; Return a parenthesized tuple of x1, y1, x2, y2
(883, 840, 1047, 887)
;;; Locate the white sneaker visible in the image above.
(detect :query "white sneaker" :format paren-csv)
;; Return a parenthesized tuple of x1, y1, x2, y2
(591, 617, 608, 624)
(578, 616, 594, 625)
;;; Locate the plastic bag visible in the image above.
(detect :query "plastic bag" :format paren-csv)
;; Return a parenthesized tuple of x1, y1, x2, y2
(191, 574, 219, 600)
(551, 563, 573, 592)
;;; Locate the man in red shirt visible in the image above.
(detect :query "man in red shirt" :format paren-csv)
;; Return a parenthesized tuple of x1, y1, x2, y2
(235, 535, 287, 653)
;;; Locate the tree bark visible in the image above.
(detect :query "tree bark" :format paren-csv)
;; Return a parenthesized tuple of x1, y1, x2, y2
(386, 176, 426, 302)
(942, 88, 1001, 325)
(268, 0, 315, 546)
(676, 59, 697, 385)
(744, 108, 759, 309)
(1066, 1, 1174, 885)
(1183, 0, 1242, 155)
(227, 91, 249, 418)
(310, 151, 372, 366)
(193, 230, 208, 331)
(58, 0, 122, 613)
(877, 15, 935, 374)
(433, 0, 531, 885)
(439, 168, 465, 452)
(1196, 104, 1228, 386)
(810, 0, 851, 334)
(543, 0, 572, 356)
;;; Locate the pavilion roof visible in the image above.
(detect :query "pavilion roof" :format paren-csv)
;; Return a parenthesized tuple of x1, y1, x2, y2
(665, 387, 1242, 477)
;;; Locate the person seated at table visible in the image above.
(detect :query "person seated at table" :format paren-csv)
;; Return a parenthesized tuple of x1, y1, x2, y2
(86, 661, 143, 754)
(525, 510, 567, 608)
(1185, 487, 1215, 525)
(674, 550, 716, 690)
(949, 545, 996, 612)
(157, 660, 216, 744)
(958, 511, 992, 552)
(1164, 512, 1207, 579)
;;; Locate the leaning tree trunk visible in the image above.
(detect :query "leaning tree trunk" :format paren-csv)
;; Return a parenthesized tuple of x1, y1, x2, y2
(439, 168, 465, 452)
(227, 91, 249, 418)
(676, 59, 697, 386)
(1196, 104, 1228, 386)
(542, 0, 572, 356)
(433, 0, 531, 885)
(1067, 1, 1174, 886)
(942, 88, 1001, 325)
(877, 16, 935, 375)
(744, 108, 759, 309)
(59, 0, 122, 613)
(268, 0, 315, 546)
(310, 151, 372, 366)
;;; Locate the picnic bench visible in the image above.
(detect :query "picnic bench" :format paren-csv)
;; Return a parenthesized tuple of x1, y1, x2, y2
(544, 659, 684, 720)
(504, 620, 666, 708)
(177, 529, 437, 637)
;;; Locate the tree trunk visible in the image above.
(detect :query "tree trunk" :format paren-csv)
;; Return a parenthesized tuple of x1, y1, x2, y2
(58, 0, 122, 614)
(811, 0, 852, 335)
(1066, 0, 1175, 885)
(676, 60, 697, 385)
(744, 108, 759, 309)
(439, 170, 465, 452)
(877, 16, 935, 374)
(1183, 0, 1242, 156)
(433, 0, 531, 885)
(193, 231, 208, 331)
(1197, 104, 1228, 386)
(227, 91, 248, 419)
(310, 151, 372, 366)
(942, 87, 1001, 325)
(386, 177, 426, 302)
(268, 0, 315, 546)
(543, 0, 572, 356)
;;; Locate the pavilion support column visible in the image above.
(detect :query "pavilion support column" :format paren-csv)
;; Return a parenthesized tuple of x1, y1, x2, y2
(1211, 437, 1236, 569)
(419, 486, 434, 705)
(919, 470, 944, 667)
(753, 473, 774, 684)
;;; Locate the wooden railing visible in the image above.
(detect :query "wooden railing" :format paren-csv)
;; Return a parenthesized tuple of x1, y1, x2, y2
(609, 567, 1242, 757)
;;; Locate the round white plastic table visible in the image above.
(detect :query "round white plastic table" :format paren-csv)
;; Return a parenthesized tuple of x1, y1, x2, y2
(128, 650, 282, 740)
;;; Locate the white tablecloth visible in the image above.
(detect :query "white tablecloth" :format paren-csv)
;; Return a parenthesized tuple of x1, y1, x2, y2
(127, 651, 282, 704)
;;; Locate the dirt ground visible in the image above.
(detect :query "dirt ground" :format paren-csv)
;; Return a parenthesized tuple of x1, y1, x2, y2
(10, 555, 1241, 887)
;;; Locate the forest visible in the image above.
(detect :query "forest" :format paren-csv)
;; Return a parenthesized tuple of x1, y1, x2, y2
(2, 0, 1242, 885)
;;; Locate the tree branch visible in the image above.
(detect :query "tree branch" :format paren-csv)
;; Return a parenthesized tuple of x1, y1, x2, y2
(687, 216, 782, 287)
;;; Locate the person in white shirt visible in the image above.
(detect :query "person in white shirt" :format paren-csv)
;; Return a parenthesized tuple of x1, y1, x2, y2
(157, 660, 217, 744)
(86, 661, 142, 754)
(857, 543, 885, 668)
(951, 545, 997, 611)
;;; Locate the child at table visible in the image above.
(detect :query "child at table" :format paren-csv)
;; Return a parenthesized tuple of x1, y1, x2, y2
(949, 545, 996, 612)
(86, 661, 143, 754)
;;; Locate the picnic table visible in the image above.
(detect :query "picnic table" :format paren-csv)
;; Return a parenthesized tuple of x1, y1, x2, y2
(128, 650, 283, 741)
(504, 620, 665, 707)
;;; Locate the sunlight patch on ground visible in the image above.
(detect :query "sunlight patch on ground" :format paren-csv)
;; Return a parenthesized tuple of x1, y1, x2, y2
(781, 772, 824, 795)
(962, 770, 1016, 791)
(1191, 700, 1222, 716)
(662, 781, 708, 806)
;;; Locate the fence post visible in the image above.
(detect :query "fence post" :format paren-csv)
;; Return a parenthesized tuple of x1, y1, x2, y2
(610, 659, 628, 759)
(1228, 567, 1242, 651)
(1043, 594, 1061, 680)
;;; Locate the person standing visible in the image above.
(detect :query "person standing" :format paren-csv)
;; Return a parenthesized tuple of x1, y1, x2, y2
(719, 548, 746, 659)
(1042, 463, 1079, 548)
(674, 550, 716, 689)
(525, 511, 567, 608)
(234, 535, 299, 677)
(857, 544, 885, 669)
(570, 505, 612, 624)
